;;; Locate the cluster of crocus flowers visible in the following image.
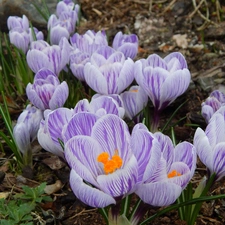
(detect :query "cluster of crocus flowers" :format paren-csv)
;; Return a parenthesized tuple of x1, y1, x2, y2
(7, 15, 44, 53)
(201, 90, 225, 123)
(48, 0, 80, 45)
(8, 2, 198, 222)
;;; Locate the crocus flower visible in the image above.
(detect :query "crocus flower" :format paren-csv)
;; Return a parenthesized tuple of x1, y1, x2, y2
(13, 104, 43, 165)
(69, 51, 90, 81)
(26, 37, 71, 75)
(201, 90, 225, 123)
(7, 15, 44, 54)
(112, 31, 139, 59)
(48, 10, 79, 45)
(84, 46, 134, 94)
(7, 15, 29, 30)
(64, 114, 138, 207)
(56, 0, 80, 17)
(8, 27, 30, 53)
(132, 124, 196, 206)
(134, 52, 191, 112)
(70, 30, 108, 55)
(26, 68, 69, 110)
(74, 94, 125, 118)
(38, 107, 74, 158)
(120, 85, 148, 120)
(194, 113, 225, 181)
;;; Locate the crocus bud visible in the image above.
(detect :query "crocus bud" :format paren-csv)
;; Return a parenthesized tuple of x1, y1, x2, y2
(7, 15, 29, 30)
(69, 51, 90, 81)
(8, 27, 30, 53)
(13, 104, 43, 158)
(26, 38, 71, 75)
(26, 69, 69, 110)
(112, 31, 139, 59)
(70, 30, 108, 55)
(201, 90, 225, 123)
(84, 46, 134, 94)
(120, 85, 148, 120)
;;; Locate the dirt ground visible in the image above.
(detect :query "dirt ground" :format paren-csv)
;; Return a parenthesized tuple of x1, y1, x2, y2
(1, 0, 225, 224)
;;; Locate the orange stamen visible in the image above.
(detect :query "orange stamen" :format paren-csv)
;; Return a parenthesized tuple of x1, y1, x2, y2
(97, 152, 109, 164)
(130, 89, 138, 93)
(168, 170, 181, 178)
(97, 150, 123, 174)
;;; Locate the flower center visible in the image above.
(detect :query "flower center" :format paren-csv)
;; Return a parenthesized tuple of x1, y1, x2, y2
(167, 170, 181, 178)
(130, 89, 138, 93)
(97, 150, 123, 174)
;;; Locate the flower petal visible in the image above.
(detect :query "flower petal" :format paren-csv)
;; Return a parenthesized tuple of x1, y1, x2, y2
(70, 169, 116, 208)
(135, 182, 182, 206)
(62, 112, 99, 143)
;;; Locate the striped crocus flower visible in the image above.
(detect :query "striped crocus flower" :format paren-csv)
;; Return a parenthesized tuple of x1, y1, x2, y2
(84, 46, 135, 95)
(70, 30, 108, 55)
(134, 52, 191, 112)
(194, 113, 225, 181)
(201, 90, 225, 123)
(26, 68, 69, 110)
(132, 124, 196, 206)
(112, 31, 139, 59)
(120, 85, 148, 120)
(26, 37, 71, 75)
(64, 114, 139, 207)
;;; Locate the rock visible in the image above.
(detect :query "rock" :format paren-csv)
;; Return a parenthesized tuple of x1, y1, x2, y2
(193, 64, 225, 92)
(205, 21, 225, 39)
(0, 0, 79, 32)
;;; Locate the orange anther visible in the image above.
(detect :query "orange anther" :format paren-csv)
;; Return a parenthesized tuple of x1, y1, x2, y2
(168, 170, 181, 178)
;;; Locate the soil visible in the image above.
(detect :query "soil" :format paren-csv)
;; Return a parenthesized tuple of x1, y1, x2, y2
(1, 0, 225, 224)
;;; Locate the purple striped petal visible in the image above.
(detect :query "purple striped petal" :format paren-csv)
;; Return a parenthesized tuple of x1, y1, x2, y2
(142, 67, 169, 110)
(146, 54, 168, 69)
(62, 112, 99, 143)
(159, 69, 191, 109)
(212, 143, 225, 180)
(164, 52, 188, 71)
(49, 81, 69, 109)
(205, 113, 225, 147)
(26, 84, 45, 110)
(131, 126, 161, 182)
(74, 99, 91, 113)
(154, 132, 174, 168)
(70, 169, 116, 208)
(84, 63, 108, 94)
(26, 50, 50, 74)
(135, 181, 182, 206)
(174, 142, 196, 177)
(194, 127, 213, 171)
(168, 162, 191, 189)
(65, 135, 103, 180)
(117, 58, 134, 94)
